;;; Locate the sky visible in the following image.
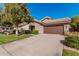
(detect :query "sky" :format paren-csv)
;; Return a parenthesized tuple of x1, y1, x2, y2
(0, 3, 79, 20)
(27, 3, 79, 20)
(0, 3, 4, 10)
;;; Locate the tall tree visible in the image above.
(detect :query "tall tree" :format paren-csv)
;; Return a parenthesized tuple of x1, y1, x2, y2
(0, 14, 2, 26)
(4, 3, 34, 35)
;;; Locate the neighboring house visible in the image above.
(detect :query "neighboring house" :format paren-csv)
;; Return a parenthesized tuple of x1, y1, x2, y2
(41, 16, 71, 35)
(0, 26, 12, 33)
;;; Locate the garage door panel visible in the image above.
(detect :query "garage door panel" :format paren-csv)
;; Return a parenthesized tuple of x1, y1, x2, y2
(44, 26, 64, 35)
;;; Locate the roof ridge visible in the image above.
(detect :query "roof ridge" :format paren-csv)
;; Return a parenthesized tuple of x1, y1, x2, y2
(41, 16, 52, 21)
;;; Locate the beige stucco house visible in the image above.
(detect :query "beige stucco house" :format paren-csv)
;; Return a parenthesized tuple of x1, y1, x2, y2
(18, 16, 71, 35)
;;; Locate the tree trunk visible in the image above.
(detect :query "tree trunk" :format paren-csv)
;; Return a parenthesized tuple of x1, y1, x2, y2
(15, 27, 19, 35)
(6, 32, 9, 35)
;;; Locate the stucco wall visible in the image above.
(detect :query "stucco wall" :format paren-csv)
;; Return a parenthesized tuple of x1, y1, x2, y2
(64, 24, 70, 32)
(18, 22, 44, 34)
(18, 24, 29, 30)
(30, 23, 44, 34)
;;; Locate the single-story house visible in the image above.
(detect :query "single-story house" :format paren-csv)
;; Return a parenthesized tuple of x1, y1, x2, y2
(41, 16, 71, 35)
(18, 16, 71, 35)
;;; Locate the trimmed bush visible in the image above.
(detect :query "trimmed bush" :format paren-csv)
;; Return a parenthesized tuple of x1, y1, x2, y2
(31, 30, 38, 34)
(64, 36, 79, 49)
(25, 30, 31, 34)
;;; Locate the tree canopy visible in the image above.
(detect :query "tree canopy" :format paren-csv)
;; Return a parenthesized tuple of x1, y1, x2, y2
(0, 3, 34, 35)
(71, 16, 79, 27)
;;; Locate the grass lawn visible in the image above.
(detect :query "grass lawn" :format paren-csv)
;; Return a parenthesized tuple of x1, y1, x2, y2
(0, 34, 32, 45)
(63, 49, 79, 56)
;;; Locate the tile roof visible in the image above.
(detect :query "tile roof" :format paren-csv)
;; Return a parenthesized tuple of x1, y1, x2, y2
(41, 17, 71, 25)
(41, 16, 52, 21)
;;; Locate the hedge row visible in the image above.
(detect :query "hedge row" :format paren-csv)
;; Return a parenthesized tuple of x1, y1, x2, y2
(64, 36, 79, 49)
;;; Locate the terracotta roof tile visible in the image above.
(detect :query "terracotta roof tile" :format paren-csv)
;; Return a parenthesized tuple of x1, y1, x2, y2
(41, 17, 71, 25)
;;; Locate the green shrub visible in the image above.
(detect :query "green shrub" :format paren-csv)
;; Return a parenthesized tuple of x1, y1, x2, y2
(64, 36, 79, 49)
(31, 30, 38, 34)
(63, 49, 79, 56)
(24, 30, 31, 34)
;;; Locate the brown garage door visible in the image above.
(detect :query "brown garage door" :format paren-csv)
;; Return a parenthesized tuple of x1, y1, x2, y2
(44, 25, 64, 35)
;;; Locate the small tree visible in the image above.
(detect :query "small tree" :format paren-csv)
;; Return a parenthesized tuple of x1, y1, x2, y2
(71, 16, 79, 28)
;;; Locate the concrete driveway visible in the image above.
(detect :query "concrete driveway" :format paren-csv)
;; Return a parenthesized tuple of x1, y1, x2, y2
(0, 34, 64, 56)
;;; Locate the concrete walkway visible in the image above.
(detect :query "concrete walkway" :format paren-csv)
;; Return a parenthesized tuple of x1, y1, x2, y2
(0, 34, 64, 56)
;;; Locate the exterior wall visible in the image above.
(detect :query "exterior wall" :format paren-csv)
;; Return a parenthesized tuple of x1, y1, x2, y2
(64, 24, 70, 32)
(21, 24, 29, 30)
(18, 24, 29, 30)
(18, 22, 43, 34)
(30, 23, 43, 34)
(44, 25, 64, 35)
